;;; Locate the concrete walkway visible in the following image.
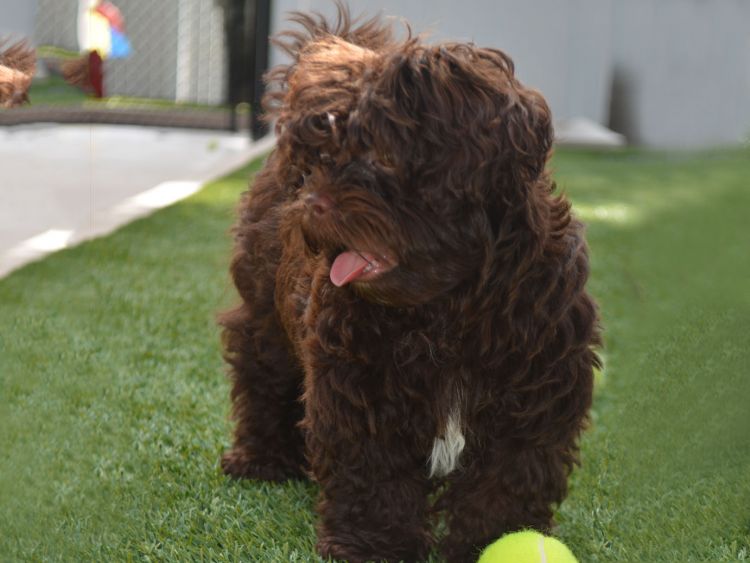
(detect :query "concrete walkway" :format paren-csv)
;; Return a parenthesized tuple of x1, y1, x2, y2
(0, 124, 275, 277)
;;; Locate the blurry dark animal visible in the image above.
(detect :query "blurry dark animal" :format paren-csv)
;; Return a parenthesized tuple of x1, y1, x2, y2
(220, 5, 601, 562)
(62, 51, 104, 98)
(0, 40, 35, 108)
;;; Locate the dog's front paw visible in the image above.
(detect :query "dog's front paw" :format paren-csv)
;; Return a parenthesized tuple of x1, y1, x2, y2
(221, 448, 306, 482)
(316, 529, 428, 563)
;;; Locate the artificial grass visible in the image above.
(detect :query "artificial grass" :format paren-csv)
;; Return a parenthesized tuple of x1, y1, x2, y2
(1, 148, 749, 561)
(25, 75, 89, 107)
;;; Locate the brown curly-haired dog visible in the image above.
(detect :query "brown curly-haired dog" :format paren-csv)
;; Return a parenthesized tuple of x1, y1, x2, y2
(220, 6, 601, 562)
(0, 40, 35, 108)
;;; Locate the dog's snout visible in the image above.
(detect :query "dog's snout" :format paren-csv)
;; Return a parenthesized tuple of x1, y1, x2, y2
(304, 193, 333, 216)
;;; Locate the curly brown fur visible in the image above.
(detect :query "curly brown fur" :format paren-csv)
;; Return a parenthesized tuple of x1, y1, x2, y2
(0, 40, 35, 108)
(220, 4, 601, 562)
(61, 55, 91, 90)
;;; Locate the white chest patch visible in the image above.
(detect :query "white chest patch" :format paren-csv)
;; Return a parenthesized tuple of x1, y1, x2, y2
(428, 409, 465, 478)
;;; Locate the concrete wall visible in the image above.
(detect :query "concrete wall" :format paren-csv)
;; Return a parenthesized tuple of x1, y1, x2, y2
(0, 0, 39, 42)
(103, 0, 181, 101)
(610, 0, 750, 148)
(173, 0, 227, 104)
(270, 0, 614, 126)
(105, 0, 226, 104)
(34, 0, 78, 50)
(272, 0, 750, 148)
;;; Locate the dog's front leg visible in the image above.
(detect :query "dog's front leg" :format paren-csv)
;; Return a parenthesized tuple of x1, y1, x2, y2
(220, 301, 307, 482)
(303, 363, 434, 563)
(437, 439, 571, 562)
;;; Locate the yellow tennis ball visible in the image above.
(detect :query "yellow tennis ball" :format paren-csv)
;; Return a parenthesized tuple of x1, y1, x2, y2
(478, 530, 578, 563)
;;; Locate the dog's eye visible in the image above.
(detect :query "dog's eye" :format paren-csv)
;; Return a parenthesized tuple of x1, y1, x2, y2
(287, 165, 311, 191)
(380, 152, 396, 168)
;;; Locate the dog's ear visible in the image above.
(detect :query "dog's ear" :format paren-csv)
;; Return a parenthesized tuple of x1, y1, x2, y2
(500, 84, 554, 181)
(365, 45, 553, 181)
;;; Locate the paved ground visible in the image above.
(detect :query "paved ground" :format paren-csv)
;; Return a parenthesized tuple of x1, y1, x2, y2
(0, 124, 275, 277)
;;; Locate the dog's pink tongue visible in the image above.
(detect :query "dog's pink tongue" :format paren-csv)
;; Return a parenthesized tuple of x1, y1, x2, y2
(330, 251, 369, 287)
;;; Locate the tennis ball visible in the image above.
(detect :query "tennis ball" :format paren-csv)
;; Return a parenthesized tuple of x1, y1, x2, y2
(478, 530, 578, 563)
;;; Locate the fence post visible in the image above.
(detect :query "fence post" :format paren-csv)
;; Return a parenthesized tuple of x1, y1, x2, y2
(249, 0, 270, 140)
(224, 0, 252, 132)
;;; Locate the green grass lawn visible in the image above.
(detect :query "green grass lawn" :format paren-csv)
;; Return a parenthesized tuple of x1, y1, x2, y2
(1, 148, 749, 561)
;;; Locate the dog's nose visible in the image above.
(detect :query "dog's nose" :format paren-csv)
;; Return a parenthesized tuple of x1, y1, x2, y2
(304, 193, 333, 216)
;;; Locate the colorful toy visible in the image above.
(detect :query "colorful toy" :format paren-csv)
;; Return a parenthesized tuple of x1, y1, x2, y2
(66, 0, 131, 97)
(78, 0, 132, 61)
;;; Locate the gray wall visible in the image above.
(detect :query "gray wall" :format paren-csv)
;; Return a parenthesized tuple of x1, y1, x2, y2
(104, 0, 181, 101)
(272, 0, 750, 148)
(0, 0, 39, 42)
(610, 0, 750, 148)
(35, 0, 78, 50)
(271, 0, 614, 126)
(106, 0, 226, 104)
(173, 0, 227, 104)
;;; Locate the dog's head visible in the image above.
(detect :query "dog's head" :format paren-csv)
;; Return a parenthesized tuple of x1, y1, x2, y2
(0, 41, 35, 108)
(267, 5, 554, 307)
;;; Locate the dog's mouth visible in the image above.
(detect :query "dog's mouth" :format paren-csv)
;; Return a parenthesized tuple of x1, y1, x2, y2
(329, 250, 396, 287)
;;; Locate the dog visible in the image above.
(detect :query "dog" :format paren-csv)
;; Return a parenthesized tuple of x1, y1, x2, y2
(220, 5, 601, 562)
(0, 40, 35, 108)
